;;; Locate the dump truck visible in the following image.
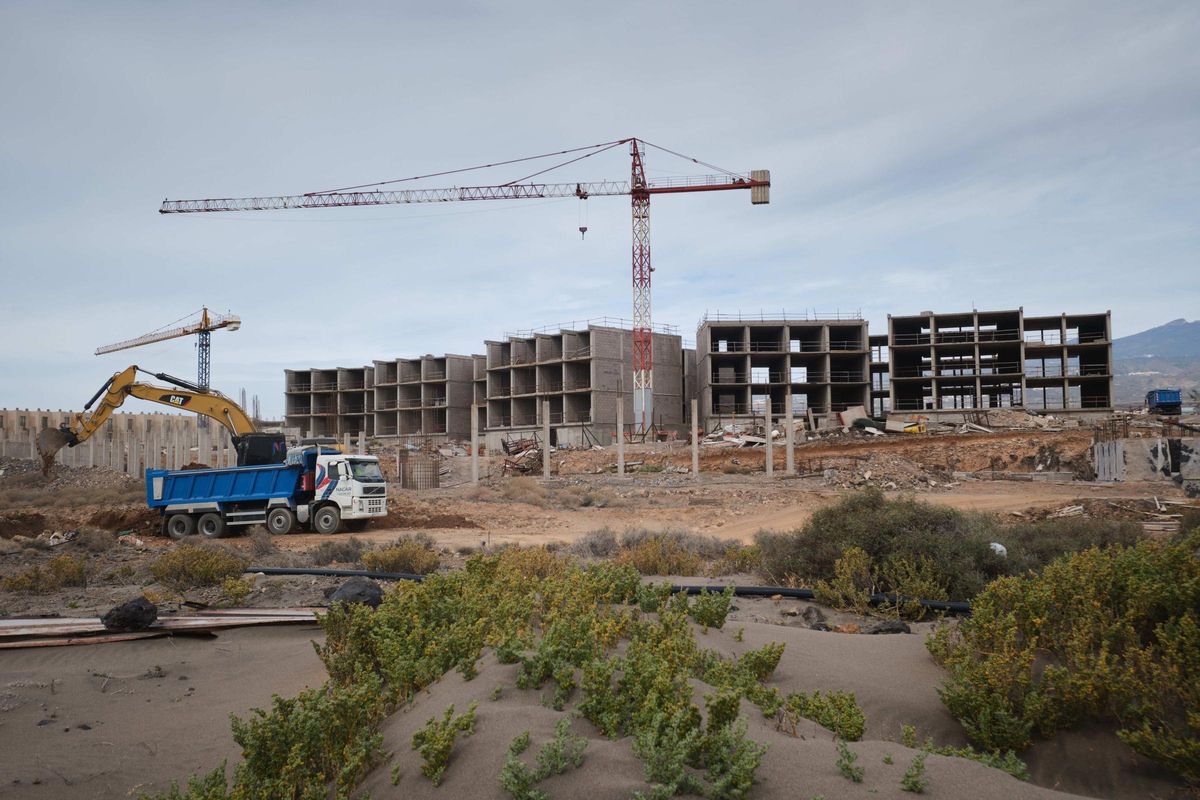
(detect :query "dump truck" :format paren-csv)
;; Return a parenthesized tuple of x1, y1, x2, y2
(1146, 388, 1183, 416)
(147, 445, 387, 538)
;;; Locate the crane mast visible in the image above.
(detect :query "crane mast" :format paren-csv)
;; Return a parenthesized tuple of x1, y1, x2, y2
(160, 138, 769, 433)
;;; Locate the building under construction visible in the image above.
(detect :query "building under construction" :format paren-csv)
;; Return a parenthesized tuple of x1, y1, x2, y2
(283, 307, 1112, 444)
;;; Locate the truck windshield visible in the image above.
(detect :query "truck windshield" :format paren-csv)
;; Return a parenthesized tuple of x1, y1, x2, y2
(348, 460, 385, 482)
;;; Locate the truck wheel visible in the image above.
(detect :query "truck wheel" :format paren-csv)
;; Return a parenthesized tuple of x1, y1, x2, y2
(166, 514, 195, 540)
(197, 512, 227, 539)
(313, 506, 341, 535)
(266, 507, 296, 535)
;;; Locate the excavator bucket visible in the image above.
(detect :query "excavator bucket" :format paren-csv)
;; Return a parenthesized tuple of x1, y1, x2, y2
(36, 428, 73, 475)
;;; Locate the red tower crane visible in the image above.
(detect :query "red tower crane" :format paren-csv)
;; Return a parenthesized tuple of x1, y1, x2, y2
(160, 138, 770, 432)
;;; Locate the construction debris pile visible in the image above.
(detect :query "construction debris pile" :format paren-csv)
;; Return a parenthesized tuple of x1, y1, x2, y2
(0, 457, 138, 493)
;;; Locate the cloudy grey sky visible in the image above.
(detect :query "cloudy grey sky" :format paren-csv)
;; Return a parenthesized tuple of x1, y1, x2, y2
(2, 1, 1197, 417)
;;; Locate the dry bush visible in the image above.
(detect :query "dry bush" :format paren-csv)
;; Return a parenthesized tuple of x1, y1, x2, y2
(2, 554, 89, 593)
(150, 543, 248, 591)
(499, 477, 549, 507)
(619, 528, 731, 560)
(248, 528, 277, 557)
(616, 537, 702, 576)
(709, 544, 762, 576)
(363, 536, 440, 575)
(76, 527, 116, 552)
(312, 537, 367, 566)
(555, 484, 622, 509)
(460, 484, 496, 502)
(569, 528, 619, 558)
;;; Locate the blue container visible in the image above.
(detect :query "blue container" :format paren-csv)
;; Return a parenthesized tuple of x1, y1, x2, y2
(146, 464, 303, 509)
(1147, 389, 1181, 406)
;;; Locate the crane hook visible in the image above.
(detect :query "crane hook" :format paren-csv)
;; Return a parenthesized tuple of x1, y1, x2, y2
(578, 196, 588, 240)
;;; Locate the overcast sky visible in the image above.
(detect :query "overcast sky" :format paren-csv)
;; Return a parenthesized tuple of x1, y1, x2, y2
(2, 1, 1197, 417)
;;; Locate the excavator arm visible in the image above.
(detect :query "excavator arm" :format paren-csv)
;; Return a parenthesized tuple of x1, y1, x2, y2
(37, 366, 283, 472)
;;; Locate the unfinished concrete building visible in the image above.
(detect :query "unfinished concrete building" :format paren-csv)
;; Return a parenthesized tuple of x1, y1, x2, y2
(887, 309, 1112, 414)
(286, 367, 370, 438)
(696, 314, 871, 430)
(483, 322, 684, 448)
(869, 334, 890, 417)
(371, 354, 475, 441)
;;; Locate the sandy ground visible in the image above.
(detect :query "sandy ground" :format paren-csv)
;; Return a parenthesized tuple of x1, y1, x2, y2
(360, 605, 1188, 800)
(0, 625, 326, 799)
(269, 475, 1174, 551)
(0, 573, 1192, 799)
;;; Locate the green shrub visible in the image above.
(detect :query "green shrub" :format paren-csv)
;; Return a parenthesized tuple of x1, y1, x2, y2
(142, 548, 779, 800)
(228, 673, 386, 798)
(690, 586, 735, 629)
(899, 723, 1027, 779)
(150, 544, 247, 591)
(411, 702, 478, 786)
(782, 690, 866, 741)
(812, 547, 873, 614)
(757, 488, 1144, 603)
(901, 753, 928, 793)
(363, 537, 440, 574)
(836, 739, 863, 782)
(875, 555, 949, 620)
(499, 717, 587, 800)
(221, 576, 252, 605)
(928, 533, 1200, 781)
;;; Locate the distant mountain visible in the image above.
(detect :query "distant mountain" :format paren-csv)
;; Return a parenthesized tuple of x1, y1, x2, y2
(1113, 318, 1200, 361)
(1111, 319, 1200, 406)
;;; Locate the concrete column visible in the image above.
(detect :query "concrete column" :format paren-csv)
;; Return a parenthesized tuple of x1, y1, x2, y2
(785, 393, 795, 476)
(343, 431, 351, 452)
(617, 404, 625, 476)
(542, 400, 551, 479)
(395, 444, 402, 482)
(88, 437, 96, 468)
(765, 408, 774, 477)
(690, 398, 699, 480)
(357, 431, 366, 455)
(470, 406, 480, 485)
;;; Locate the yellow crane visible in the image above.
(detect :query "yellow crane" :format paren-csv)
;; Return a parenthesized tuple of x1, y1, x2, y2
(96, 307, 241, 400)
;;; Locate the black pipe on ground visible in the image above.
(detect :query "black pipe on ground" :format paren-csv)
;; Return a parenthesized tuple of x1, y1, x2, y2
(245, 566, 971, 614)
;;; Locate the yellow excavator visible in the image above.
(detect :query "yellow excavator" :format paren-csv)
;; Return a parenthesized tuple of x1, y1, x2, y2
(37, 365, 285, 471)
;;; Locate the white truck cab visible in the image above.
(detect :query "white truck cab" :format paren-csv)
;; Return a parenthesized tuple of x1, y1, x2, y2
(290, 446, 389, 534)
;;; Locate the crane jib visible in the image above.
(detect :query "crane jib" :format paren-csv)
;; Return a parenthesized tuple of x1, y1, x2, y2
(157, 174, 766, 213)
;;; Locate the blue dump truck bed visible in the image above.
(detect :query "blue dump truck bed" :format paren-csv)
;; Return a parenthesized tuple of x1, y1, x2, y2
(146, 463, 303, 508)
(1147, 389, 1182, 405)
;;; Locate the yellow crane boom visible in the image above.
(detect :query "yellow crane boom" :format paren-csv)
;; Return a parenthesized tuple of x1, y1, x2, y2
(95, 308, 241, 354)
(37, 365, 283, 473)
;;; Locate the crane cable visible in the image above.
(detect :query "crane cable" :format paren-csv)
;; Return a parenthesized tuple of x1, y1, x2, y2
(305, 139, 628, 196)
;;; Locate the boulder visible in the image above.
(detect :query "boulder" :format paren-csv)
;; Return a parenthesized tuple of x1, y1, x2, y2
(862, 619, 911, 635)
(101, 597, 158, 632)
(329, 576, 383, 608)
(801, 606, 826, 628)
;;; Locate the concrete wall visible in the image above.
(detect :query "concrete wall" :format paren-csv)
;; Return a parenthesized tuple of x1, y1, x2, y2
(0, 407, 241, 476)
(1092, 437, 1199, 493)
